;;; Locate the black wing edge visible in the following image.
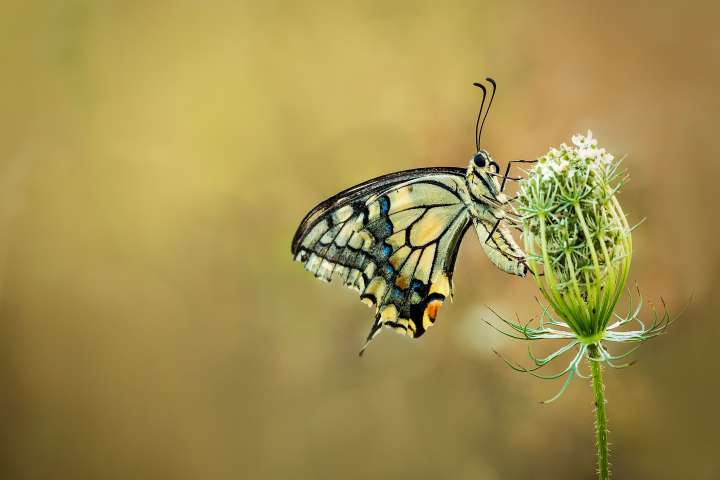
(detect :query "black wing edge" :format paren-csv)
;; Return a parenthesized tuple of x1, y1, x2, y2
(290, 166, 467, 255)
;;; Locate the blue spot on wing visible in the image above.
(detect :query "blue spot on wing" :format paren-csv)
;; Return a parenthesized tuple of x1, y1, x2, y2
(379, 195, 390, 215)
(382, 243, 392, 257)
(410, 279, 429, 297)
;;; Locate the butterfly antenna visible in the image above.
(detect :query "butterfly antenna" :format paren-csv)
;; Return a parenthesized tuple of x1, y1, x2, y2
(473, 81, 487, 151)
(478, 77, 497, 145)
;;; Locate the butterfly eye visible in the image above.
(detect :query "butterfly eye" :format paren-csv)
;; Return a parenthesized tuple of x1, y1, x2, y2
(473, 153, 486, 168)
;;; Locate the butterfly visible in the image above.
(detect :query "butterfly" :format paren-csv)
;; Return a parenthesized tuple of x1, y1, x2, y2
(291, 78, 533, 354)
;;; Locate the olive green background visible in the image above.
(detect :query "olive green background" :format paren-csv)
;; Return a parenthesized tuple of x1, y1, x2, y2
(1, 1, 718, 479)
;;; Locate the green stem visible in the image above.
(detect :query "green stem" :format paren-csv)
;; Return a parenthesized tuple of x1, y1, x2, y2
(588, 344, 610, 480)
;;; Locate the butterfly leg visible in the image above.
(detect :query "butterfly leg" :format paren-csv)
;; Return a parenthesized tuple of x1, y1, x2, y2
(500, 159, 538, 192)
(524, 262, 544, 276)
(485, 218, 502, 246)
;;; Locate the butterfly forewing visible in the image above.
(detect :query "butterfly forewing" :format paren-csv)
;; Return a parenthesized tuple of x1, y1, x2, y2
(292, 168, 471, 346)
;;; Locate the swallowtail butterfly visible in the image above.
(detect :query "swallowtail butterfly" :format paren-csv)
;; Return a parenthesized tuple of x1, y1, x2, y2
(291, 79, 530, 354)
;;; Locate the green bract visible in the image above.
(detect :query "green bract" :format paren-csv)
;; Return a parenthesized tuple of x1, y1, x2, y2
(518, 131, 631, 341)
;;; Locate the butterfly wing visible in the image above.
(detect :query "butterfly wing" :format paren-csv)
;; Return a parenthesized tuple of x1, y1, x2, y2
(292, 168, 472, 350)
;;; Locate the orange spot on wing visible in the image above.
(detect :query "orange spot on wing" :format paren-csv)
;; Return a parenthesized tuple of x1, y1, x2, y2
(426, 300, 442, 321)
(422, 299, 445, 330)
(395, 275, 410, 289)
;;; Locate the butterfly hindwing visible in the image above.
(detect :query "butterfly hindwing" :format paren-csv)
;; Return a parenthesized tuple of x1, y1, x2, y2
(292, 168, 472, 349)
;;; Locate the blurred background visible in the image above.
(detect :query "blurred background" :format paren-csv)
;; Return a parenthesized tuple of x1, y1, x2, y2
(1, 1, 718, 479)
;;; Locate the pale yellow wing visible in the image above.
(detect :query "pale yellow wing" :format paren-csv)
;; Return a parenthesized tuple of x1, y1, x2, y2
(291, 168, 471, 351)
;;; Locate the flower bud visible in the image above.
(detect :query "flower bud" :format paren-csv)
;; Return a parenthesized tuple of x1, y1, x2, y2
(517, 131, 631, 341)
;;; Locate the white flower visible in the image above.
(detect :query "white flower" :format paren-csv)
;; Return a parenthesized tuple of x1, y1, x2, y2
(529, 131, 619, 192)
(599, 150, 614, 165)
(578, 147, 596, 159)
(571, 133, 584, 147)
(551, 158, 569, 173)
(538, 162, 555, 181)
(572, 130, 598, 150)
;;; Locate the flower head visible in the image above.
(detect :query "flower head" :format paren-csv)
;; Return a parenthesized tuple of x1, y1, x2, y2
(518, 130, 629, 340)
(487, 131, 672, 403)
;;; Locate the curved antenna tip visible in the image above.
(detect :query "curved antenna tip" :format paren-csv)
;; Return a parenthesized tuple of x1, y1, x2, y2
(476, 77, 497, 148)
(472, 82, 484, 88)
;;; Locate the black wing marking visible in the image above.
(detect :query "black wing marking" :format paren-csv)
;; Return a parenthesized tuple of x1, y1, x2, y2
(291, 168, 471, 352)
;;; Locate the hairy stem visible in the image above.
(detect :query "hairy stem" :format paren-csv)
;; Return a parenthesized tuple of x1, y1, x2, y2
(589, 344, 610, 480)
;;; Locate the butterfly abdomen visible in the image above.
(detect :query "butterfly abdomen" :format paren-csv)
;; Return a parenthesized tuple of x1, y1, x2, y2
(473, 220, 527, 277)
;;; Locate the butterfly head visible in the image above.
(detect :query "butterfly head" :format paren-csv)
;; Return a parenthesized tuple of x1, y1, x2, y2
(472, 150, 499, 172)
(466, 149, 503, 201)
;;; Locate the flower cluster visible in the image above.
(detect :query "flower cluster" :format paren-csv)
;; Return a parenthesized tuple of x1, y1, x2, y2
(517, 130, 629, 339)
(487, 131, 672, 404)
(534, 131, 615, 182)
